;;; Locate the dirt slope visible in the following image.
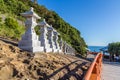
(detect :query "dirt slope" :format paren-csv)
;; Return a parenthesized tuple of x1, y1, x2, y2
(0, 40, 90, 80)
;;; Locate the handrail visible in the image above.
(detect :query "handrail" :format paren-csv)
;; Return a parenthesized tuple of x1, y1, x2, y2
(83, 53, 103, 80)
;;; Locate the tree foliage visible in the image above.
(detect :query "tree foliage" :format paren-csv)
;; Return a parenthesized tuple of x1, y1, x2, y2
(0, 17, 24, 40)
(108, 42, 120, 56)
(108, 42, 120, 61)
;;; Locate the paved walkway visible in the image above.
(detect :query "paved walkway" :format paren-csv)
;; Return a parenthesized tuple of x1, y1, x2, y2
(102, 61, 120, 80)
(86, 54, 96, 61)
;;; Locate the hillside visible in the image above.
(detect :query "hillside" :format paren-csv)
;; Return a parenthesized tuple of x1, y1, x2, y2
(0, 0, 87, 56)
(0, 39, 90, 80)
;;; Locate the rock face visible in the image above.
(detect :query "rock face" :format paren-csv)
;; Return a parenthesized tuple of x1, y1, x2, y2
(0, 40, 90, 80)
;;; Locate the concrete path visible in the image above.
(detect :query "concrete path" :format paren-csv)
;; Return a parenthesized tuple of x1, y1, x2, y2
(102, 61, 120, 80)
(86, 54, 96, 61)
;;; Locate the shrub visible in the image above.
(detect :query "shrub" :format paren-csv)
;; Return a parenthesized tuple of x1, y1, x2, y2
(0, 17, 25, 40)
(34, 26, 40, 35)
(0, 17, 2, 22)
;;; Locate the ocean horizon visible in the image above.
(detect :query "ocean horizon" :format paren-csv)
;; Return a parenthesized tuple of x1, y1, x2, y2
(88, 46, 106, 52)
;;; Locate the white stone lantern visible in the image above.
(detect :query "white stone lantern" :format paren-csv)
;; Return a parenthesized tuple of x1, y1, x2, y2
(59, 38, 63, 53)
(53, 30, 60, 52)
(18, 7, 44, 52)
(47, 25, 55, 52)
(38, 19, 52, 52)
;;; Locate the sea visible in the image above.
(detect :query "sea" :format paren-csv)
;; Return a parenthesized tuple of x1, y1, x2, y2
(88, 46, 105, 52)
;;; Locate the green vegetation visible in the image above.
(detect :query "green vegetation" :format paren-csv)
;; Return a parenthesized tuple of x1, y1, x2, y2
(34, 26, 40, 35)
(0, 17, 24, 40)
(0, 0, 87, 56)
(108, 42, 120, 61)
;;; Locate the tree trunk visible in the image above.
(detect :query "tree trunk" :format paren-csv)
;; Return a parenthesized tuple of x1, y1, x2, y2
(34, 0, 37, 4)
(109, 53, 112, 62)
(112, 54, 114, 62)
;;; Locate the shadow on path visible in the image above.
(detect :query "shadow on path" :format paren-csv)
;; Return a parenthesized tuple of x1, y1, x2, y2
(103, 61, 120, 66)
(45, 60, 88, 80)
(0, 37, 18, 46)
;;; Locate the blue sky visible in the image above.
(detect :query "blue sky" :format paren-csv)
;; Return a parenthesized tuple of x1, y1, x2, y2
(38, 0, 120, 46)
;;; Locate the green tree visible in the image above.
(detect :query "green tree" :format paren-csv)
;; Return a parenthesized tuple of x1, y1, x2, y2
(108, 42, 120, 61)
(0, 17, 2, 22)
(0, 0, 6, 13)
(34, 26, 40, 35)
(4, 17, 24, 39)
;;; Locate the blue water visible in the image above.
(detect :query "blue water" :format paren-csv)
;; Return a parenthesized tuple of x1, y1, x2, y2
(88, 46, 105, 52)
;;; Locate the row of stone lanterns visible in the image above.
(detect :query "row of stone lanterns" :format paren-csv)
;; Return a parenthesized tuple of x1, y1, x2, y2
(18, 7, 75, 54)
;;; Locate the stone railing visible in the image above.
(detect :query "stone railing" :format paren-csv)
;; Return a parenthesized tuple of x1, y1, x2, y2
(83, 53, 103, 80)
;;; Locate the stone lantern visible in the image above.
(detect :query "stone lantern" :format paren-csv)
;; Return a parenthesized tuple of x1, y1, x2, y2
(38, 19, 52, 52)
(18, 7, 44, 52)
(47, 25, 55, 52)
(53, 30, 60, 52)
